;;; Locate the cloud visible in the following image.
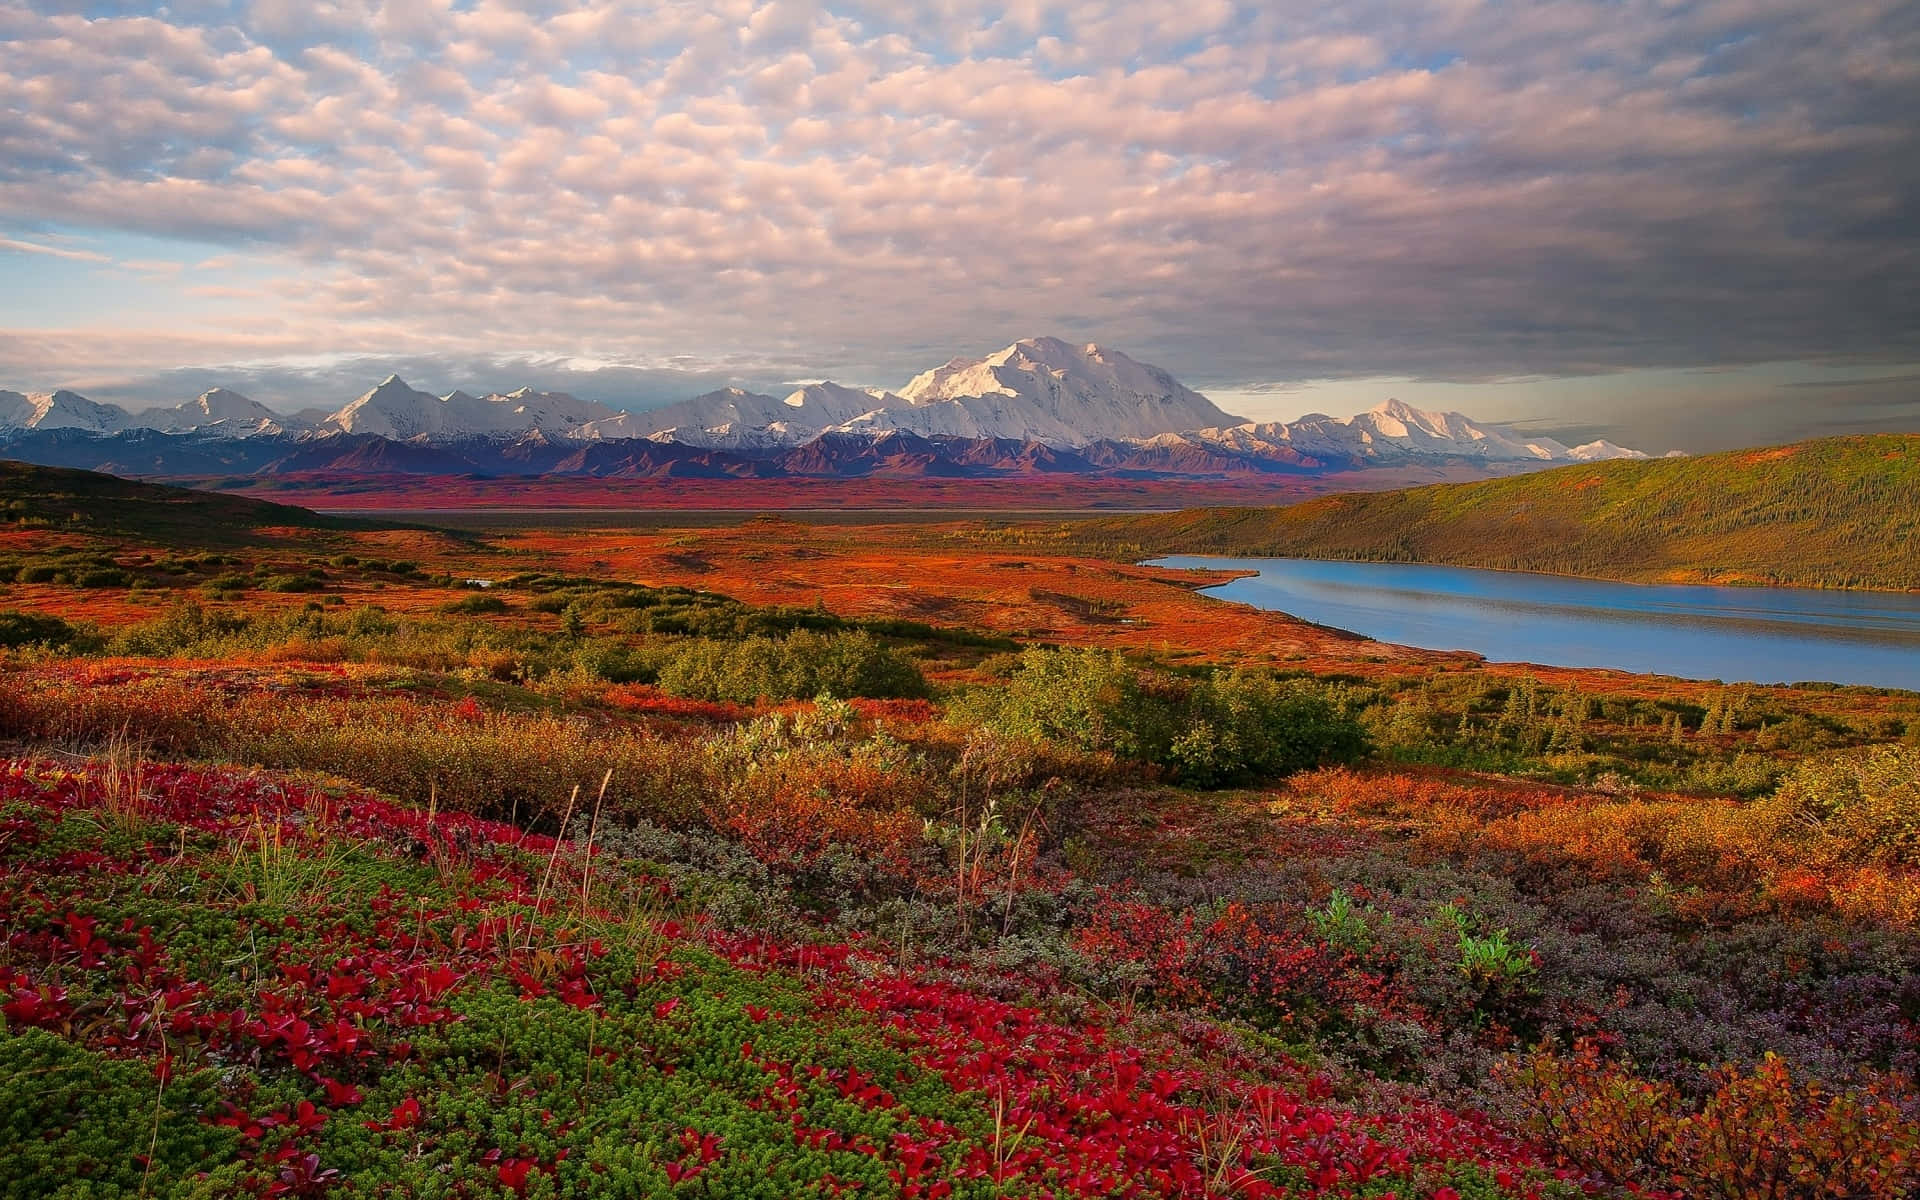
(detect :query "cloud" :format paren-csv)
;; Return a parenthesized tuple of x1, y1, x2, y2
(0, 0, 1914, 436)
(1781, 372, 1920, 390)
(0, 236, 109, 263)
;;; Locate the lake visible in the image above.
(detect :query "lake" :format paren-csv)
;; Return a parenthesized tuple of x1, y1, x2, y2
(1148, 556, 1920, 690)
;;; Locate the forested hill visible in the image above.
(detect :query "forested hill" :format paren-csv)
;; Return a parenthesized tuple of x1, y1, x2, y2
(1083, 434, 1920, 591)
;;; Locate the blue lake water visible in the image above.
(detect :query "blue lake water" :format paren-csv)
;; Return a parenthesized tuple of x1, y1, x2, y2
(1148, 556, 1920, 690)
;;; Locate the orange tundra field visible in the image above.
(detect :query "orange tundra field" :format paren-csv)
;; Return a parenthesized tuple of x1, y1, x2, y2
(4, 509, 1913, 719)
(4, 479, 1920, 1200)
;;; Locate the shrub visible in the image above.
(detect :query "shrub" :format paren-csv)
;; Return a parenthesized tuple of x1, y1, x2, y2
(958, 649, 1367, 786)
(1502, 1040, 1920, 1199)
(964, 647, 1176, 760)
(0, 672, 699, 830)
(655, 630, 928, 703)
(441, 592, 510, 614)
(0, 1029, 243, 1199)
(0, 611, 80, 650)
(108, 601, 249, 657)
(260, 572, 324, 593)
(1746, 744, 1920, 865)
(1172, 669, 1371, 787)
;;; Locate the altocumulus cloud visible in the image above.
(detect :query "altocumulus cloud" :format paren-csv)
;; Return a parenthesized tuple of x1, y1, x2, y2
(0, 0, 1916, 413)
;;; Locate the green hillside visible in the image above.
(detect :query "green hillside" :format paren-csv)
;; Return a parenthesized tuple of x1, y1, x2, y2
(0, 459, 389, 544)
(1085, 434, 1920, 591)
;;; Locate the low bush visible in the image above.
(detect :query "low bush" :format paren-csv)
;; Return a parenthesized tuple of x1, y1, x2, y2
(0, 611, 81, 650)
(260, 572, 325, 593)
(1745, 744, 1920, 866)
(0, 672, 698, 831)
(1502, 1040, 1920, 1199)
(655, 630, 929, 702)
(441, 592, 509, 614)
(955, 648, 1368, 786)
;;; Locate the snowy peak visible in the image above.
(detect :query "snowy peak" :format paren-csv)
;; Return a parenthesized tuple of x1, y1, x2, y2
(139, 388, 305, 437)
(781, 382, 904, 420)
(465, 387, 619, 434)
(598, 383, 905, 448)
(612, 336, 1237, 449)
(193, 388, 268, 420)
(0, 391, 35, 429)
(0, 340, 1659, 466)
(1569, 439, 1649, 461)
(1172, 399, 1649, 465)
(0, 389, 132, 433)
(893, 336, 1242, 444)
(586, 387, 786, 443)
(320, 379, 621, 439)
(325, 376, 446, 438)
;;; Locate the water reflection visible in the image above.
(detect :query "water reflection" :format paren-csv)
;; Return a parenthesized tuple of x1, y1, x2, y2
(1149, 557, 1920, 689)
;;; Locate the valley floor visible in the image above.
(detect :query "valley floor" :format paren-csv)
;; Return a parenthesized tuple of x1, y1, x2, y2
(1, 503, 1916, 1199)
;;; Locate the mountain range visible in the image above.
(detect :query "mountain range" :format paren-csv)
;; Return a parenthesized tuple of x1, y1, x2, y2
(0, 337, 1658, 480)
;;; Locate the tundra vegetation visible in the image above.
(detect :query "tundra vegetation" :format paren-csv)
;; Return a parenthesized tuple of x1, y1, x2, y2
(0, 464, 1916, 1199)
(1075, 434, 1920, 591)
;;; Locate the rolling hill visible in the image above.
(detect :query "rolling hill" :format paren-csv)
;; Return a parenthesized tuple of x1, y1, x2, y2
(0, 459, 390, 543)
(1083, 434, 1920, 591)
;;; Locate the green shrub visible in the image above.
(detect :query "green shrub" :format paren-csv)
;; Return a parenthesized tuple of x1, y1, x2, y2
(957, 648, 1368, 786)
(109, 601, 249, 656)
(442, 593, 510, 615)
(0, 610, 80, 650)
(656, 630, 928, 703)
(260, 572, 323, 593)
(1172, 669, 1372, 787)
(73, 567, 132, 588)
(1747, 744, 1920, 865)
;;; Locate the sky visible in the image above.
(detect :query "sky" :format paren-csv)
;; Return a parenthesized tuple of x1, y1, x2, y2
(1, 0, 1917, 452)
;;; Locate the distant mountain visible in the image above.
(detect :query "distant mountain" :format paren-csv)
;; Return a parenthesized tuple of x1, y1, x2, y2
(0, 389, 133, 433)
(579, 339, 1243, 448)
(0, 337, 1662, 479)
(1083, 434, 1920, 592)
(883, 336, 1242, 444)
(139, 388, 306, 438)
(321, 376, 622, 439)
(1159, 398, 1651, 468)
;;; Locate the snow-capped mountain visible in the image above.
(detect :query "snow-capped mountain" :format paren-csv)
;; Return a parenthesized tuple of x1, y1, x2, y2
(585, 383, 907, 447)
(321, 376, 444, 438)
(321, 376, 624, 439)
(139, 388, 306, 438)
(0, 340, 1661, 472)
(1156, 399, 1649, 466)
(0, 389, 133, 433)
(600, 338, 1242, 449)
(468, 386, 623, 437)
(886, 336, 1242, 445)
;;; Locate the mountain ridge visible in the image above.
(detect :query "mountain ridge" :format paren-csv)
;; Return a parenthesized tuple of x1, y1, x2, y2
(0, 338, 1661, 476)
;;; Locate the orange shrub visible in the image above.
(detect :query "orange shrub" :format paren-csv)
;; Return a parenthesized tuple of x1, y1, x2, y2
(1501, 1040, 1920, 1200)
(1291, 765, 1920, 927)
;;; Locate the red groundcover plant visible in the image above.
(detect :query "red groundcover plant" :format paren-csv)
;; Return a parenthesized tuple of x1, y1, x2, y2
(0, 756, 1584, 1198)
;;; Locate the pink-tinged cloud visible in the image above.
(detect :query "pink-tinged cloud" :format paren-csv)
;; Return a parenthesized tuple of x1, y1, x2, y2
(0, 0, 1912, 424)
